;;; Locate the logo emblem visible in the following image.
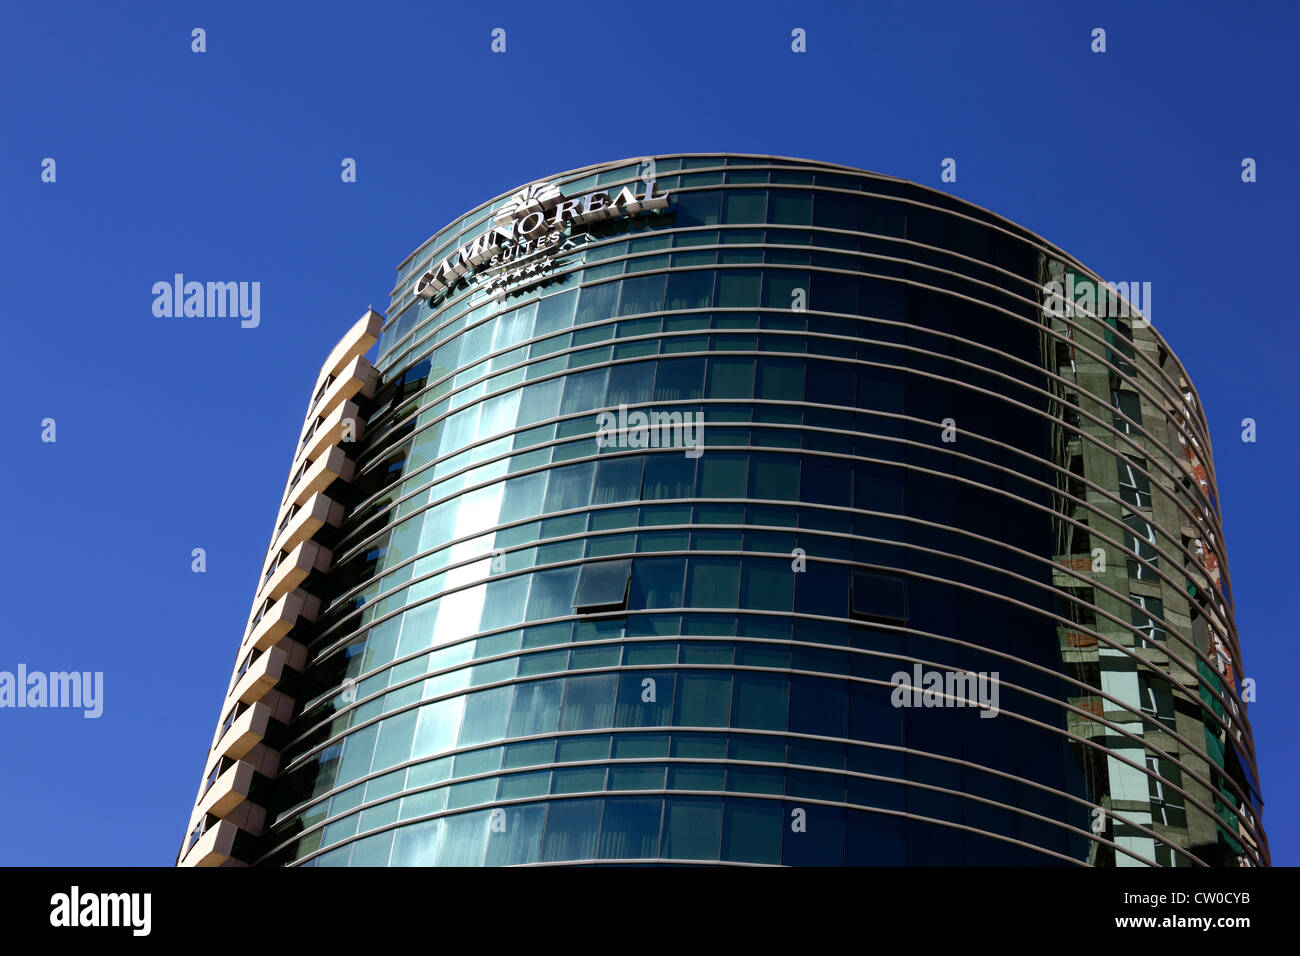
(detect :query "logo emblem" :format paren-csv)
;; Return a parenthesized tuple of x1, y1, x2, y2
(494, 181, 563, 226)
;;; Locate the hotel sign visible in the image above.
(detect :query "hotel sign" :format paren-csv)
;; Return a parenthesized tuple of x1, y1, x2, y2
(413, 178, 670, 301)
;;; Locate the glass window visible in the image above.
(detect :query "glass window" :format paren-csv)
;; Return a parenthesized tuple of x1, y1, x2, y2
(618, 275, 666, 316)
(769, 190, 813, 225)
(812, 271, 858, 315)
(527, 288, 574, 337)
(715, 270, 761, 308)
(389, 818, 442, 866)
(1131, 595, 1167, 646)
(813, 191, 863, 231)
(499, 471, 548, 525)
(526, 567, 581, 621)
(517, 378, 563, 426)
(572, 558, 633, 613)
(1112, 388, 1143, 432)
(371, 710, 418, 772)
(593, 457, 645, 505)
(696, 451, 748, 498)
(506, 678, 563, 737)
(630, 557, 686, 610)
(641, 453, 696, 500)
(491, 301, 537, 352)
(599, 797, 663, 859)
(543, 461, 594, 513)
(675, 190, 722, 227)
(802, 456, 852, 507)
(573, 282, 620, 327)
(662, 797, 723, 860)
(336, 724, 379, 785)
(480, 576, 530, 632)
(705, 357, 755, 399)
(749, 453, 799, 500)
(485, 802, 546, 865)
(560, 673, 617, 730)
(504, 739, 555, 769)
(731, 673, 788, 731)
(607, 361, 656, 407)
(673, 673, 731, 727)
(789, 676, 847, 737)
(782, 803, 845, 865)
(755, 357, 805, 401)
(346, 829, 393, 865)
(560, 367, 609, 416)
(739, 558, 794, 612)
(411, 697, 466, 762)
(608, 763, 666, 792)
(541, 798, 602, 862)
(653, 357, 706, 401)
(614, 671, 675, 726)
(851, 570, 908, 624)
(722, 798, 782, 864)
(434, 806, 488, 868)
(669, 763, 725, 791)
(457, 685, 513, 747)
(794, 563, 849, 617)
(555, 735, 609, 765)
(612, 733, 670, 758)
(1118, 456, 1152, 509)
(723, 189, 767, 224)
(685, 557, 742, 608)
(552, 766, 606, 794)
(1123, 514, 1159, 578)
(761, 270, 809, 311)
(666, 270, 715, 313)
(497, 770, 550, 801)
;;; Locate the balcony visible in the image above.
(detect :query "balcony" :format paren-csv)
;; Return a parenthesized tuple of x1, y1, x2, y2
(311, 352, 378, 421)
(196, 761, 255, 820)
(284, 446, 355, 512)
(229, 644, 291, 706)
(259, 539, 333, 605)
(306, 309, 382, 410)
(215, 700, 271, 762)
(181, 818, 238, 867)
(299, 399, 364, 468)
(246, 589, 320, 652)
(273, 492, 345, 555)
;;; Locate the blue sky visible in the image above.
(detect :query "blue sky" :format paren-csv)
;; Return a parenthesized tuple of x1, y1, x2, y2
(0, 0, 1294, 866)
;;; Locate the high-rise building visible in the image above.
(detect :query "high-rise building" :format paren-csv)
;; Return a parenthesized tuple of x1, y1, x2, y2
(178, 154, 1266, 867)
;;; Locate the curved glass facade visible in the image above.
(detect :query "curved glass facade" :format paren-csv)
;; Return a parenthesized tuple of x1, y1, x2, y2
(218, 155, 1265, 867)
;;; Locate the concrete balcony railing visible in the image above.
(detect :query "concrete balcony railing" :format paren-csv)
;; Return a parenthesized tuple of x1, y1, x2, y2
(284, 446, 355, 513)
(180, 310, 385, 870)
(311, 352, 378, 422)
(299, 399, 363, 468)
(259, 540, 333, 606)
(181, 819, 238, 867)
(228, 643, 298, 707)
(312, 309, 382, 398)
(273, 492, 345, 556)
(245, 589, 320, 653)
(214, 701, 271, 763)
(197, 760, 256, 820)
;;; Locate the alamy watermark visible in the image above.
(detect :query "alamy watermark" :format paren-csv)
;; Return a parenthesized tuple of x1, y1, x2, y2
(596, 404, 703, 458)
(152, 274, 260, 328)
(0, 665, 103, 718)
(50, 886, 150, 936)
(1042, 274, 1152, 325)
(890, 663, 1000, 718)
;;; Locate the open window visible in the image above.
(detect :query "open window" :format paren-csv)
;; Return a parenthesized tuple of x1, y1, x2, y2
(850, 570, 908, 625)
(572, 558, 633, 614)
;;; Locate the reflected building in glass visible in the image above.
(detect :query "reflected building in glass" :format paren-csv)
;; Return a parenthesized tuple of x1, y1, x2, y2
(178, 155, 1266, 867)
